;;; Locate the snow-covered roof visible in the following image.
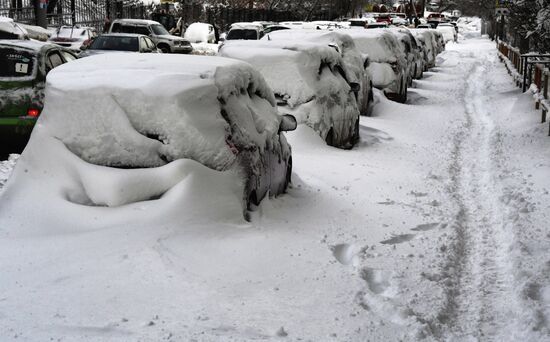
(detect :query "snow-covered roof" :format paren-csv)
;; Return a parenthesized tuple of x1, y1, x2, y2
(219, 40, 344, 107)
(344, 29, 404, 64)
(229, 22, 263, 30)
(262, 29, 365, 84)
(111, 19, 161, 26)
(0, 39, 50, 52)
(43, 53, 279, 170)
(0, 16, 28, 38)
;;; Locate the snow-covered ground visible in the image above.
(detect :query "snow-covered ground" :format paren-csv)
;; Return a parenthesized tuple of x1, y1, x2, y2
(1, 37, 550, 341)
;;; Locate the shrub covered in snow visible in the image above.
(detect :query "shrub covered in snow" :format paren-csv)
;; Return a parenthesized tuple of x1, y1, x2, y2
(184, 22, 215, 44)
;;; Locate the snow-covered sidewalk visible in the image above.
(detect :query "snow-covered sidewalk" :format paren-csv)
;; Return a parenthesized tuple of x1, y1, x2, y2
(0, 38, 549, 341)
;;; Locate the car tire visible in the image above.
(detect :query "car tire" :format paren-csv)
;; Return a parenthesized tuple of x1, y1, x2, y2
(325, 127, 335, 146)
(283, 158, 292, 192)
(158, 44, 170, 53)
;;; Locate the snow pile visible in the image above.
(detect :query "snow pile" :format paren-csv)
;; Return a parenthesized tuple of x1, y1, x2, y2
(0, 154, 18, 193)
(219, 40, 359, 146)
(184, 23, 214, 43)
(457, 17, 482, 39)
(190, 42, 218, 55)
(18, 23, 51, 41)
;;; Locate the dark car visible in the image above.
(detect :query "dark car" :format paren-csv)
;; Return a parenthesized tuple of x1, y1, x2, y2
(79, 33, 160, 58)
(0, 40, 76, 136)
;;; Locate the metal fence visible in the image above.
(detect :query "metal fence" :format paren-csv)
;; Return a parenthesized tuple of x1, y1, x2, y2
(0, 0, 36, 24)
(1, 1, 327, 32)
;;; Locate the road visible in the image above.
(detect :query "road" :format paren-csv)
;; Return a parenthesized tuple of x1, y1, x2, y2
(0, 38, 549, 341)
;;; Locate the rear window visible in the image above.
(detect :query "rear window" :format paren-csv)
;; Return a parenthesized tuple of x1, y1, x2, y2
(90, 36, 139, 51)
(227, 29, 258, 40)
(0, 47, 36, 79)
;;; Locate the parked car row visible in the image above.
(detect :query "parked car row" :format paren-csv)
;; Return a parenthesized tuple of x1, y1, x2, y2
(0, 19, 446, 220)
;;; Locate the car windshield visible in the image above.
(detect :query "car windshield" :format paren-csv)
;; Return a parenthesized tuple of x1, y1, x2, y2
(89, 36, 139, 51)
(151, 24, 169, 36)
(226, 29, 258, 40)
(0, 47, 36, 79)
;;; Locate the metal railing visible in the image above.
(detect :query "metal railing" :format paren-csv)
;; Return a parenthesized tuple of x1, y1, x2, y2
(497, 40, 550, 136)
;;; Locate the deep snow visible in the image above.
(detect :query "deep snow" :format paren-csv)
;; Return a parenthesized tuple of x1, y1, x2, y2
(1, 38, 550, 342)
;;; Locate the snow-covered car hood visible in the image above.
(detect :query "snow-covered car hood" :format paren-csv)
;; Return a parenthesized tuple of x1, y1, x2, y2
(156, 34, 188, 42)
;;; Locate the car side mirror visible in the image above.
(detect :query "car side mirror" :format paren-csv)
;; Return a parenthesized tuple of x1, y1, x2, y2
(279, 114, 297, 132)
(349, 82, 360, 93)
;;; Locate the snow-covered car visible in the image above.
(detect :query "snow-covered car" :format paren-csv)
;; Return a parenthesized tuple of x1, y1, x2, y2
(431, 29, 446, 53)
(389, 28, 424, 81)
(410, 29, 436, 70)
(0, 40, 76, 137)
(183, 22, 216, 43)
(263, 29, 374, 116)
(48, 26, 97, 52)
(219, 40, 360, 148)
(226, 23, 264, 40)
(31, 54, 296, 218)
(264, 25, 290, 34)
(347, 29, 409, 103)
(109, 19, 193, 54)
(427, 13, 446, 28)
(0, 17, 28, 40)
(78, 33, 160, 58)
(436, 23, 457, 43)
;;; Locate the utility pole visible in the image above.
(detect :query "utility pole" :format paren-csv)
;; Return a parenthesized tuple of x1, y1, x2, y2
(34, 0, 47, 28)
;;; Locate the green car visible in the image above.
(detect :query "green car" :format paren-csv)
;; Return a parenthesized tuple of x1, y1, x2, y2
(0, 40, 76, 136)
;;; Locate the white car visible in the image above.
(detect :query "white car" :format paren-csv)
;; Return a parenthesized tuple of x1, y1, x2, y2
(184, 22, 216, 43)
(30, 54, 296, 218)
(219, 40, 360, 148)
(48, 26, 97, 52)
(226, 22, 264, 40)
(436, 23, 457, 42)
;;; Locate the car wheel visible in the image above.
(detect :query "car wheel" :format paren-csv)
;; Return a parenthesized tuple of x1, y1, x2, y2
(353, 119, 360, 144)
(158, 44, 170, 53)
(325, 127, 335, 146)
(284, 157, 292, 192)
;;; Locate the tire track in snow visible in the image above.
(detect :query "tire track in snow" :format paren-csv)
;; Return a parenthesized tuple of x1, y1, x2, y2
(438, 52, 523, 340)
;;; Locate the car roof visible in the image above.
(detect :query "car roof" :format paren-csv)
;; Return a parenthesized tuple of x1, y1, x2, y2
(98, 33, 147, 38)
(0, 39, 57, 52)
(112, 19, 160, 26)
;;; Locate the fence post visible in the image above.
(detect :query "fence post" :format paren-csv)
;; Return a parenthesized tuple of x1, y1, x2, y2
(544, 71, 548, 124)
(521, 57, 528, 93)
(536, 65, 542, 109)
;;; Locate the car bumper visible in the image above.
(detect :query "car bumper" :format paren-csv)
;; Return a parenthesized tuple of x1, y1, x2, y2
(171, 45, 193, 54)
(0, 117, 37, 135)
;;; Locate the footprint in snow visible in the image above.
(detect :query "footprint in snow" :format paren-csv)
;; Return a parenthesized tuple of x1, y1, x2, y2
(411, 222, 442, 232)
(380, 234, 416, 245)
